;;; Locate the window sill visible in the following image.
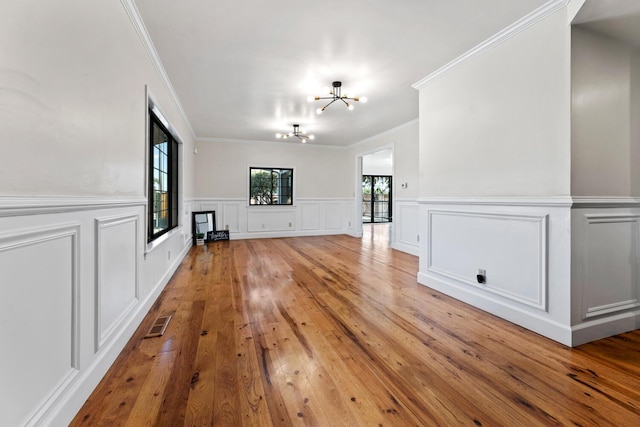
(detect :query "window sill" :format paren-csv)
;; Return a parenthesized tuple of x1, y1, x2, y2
(145, 225, 183, 257)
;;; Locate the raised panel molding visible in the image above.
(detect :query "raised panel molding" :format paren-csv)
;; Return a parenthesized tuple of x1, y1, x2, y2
(95, 214, 139, 351)
(324, 202, 343, 230)
(582, 213, 640, 319)
(223, 203, 240, 232)
(428, 210, 548, 310)
(0, 223, 80, 426)
(301, 203, 321, 230)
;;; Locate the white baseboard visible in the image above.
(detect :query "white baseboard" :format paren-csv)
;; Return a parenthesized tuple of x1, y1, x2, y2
(418, 271, 573, 346)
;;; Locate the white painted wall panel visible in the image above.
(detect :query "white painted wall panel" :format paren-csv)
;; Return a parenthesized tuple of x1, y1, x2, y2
(428, 210, 547, 309)
(325, 202, 343, 230)
(223, 202, 241, 232)
(0, 225, 79, 427)
(393, 201, 419, 255)
(301, 203, 321, 230)
(247, 208, 296, 232)
(96, 215, 139, 350)
(582, 214, 640, 318)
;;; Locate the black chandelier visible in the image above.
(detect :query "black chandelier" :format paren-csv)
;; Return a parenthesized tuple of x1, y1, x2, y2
(276, 124, 315, 143)
(308, 81, 367, 114)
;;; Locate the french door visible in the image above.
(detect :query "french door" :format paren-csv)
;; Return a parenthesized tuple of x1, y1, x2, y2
(362, 175, 392, 223)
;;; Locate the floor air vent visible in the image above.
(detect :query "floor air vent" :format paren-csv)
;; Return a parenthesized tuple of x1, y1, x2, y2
(144, 315, 171, 338)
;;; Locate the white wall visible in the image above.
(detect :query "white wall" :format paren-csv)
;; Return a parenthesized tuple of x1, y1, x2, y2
(570, 26, 640, 343)
(363, 150, 393, 175)
(571, 26, 640, 197)
(195, 139, 350, 198)
(417, 12, 571, 198)
(193, 139, 353, 238)
(415, 5, 575, 344)
(0, 1, 194, 425)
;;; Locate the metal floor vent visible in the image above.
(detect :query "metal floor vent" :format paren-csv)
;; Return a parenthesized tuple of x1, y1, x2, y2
(144, 315, 171, 338)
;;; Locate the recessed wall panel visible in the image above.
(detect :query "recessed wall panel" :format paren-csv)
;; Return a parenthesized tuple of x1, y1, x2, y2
(96, 214, 138, 350)
(583, 214, 640, 318)
(428, 210, 547, 309)
(0, 225, 79, 427)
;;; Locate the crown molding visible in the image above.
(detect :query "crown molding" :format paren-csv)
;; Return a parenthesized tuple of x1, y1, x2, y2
(412, 0, 569, 90)
(120, 0, 196, 140)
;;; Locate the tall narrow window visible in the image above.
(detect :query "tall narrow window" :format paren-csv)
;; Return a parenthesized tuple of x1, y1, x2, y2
(249, 167, 293, 205)
(148, 109, 179, 242)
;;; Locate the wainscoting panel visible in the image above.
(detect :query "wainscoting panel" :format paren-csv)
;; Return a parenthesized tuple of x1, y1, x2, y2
(95, 214, 139, 351)
(301, 203, 321, 230)
(570, 202, 640, 345)
(247, 207, 296, 232)
(223, 202, 240, 232)
(194, 198, 353, 238)
(393, 200, 419, 255)
(583, 214, 640, 319)
(418, 198, 573, 346)
(428, 210, 548, 310)
(0, 224, 80, 427)
(325, 202, 343, 230)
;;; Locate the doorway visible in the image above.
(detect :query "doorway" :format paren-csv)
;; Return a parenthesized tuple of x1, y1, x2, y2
(362, 175, 392, 223)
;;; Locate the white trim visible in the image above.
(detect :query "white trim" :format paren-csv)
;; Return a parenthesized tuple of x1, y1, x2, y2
(119, 0, 195, 139)
(571, 309, 640, 346)
(417, 271, 572, 346)
(412, 0, 569, 89)
(417, 196, 573, 207)
(0, 196, 146, 217)
(571, 196, 640, 208)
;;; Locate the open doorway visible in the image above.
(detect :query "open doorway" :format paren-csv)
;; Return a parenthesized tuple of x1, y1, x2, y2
(360, 149, 393, 242)
(362, 175, 392, 223)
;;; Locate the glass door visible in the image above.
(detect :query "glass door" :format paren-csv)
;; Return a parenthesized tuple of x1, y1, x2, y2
(362, 175, 392, 223)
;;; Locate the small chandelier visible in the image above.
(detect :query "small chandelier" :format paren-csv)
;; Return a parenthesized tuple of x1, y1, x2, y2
(276, 124, 315, 143)
(308, 81, 367, 114)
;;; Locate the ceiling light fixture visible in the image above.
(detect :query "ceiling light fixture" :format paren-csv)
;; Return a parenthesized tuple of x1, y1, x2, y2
(307, 81, 367, 114)
(276, 124, 315, 143)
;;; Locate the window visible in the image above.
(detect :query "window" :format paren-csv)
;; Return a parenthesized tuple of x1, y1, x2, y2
(249, 167, 293, 205)
(148, 108, 179, 242)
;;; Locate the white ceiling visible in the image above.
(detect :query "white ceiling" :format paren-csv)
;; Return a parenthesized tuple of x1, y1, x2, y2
(132, 0, 552, 146)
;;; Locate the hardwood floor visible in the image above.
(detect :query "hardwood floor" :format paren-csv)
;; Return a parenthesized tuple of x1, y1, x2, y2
(71, 231, 640, 426)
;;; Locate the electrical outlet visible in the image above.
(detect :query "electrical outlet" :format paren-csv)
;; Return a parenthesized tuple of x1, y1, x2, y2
(477, 269, 486, 284)
(168, 251, 171, 260)
(225, 224, 229, 230)
(289, 222, 292, 227)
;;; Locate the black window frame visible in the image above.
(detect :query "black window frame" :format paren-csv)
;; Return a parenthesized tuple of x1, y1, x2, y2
(148, 108, 179, 242)
(249, 167, 294, 206)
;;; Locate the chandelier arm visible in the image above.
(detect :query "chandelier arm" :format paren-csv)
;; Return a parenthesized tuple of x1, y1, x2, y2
(322, 98, 339, 110)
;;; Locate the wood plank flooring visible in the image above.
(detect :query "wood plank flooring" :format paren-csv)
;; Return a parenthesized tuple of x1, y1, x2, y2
(71, 226, 640, 426)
